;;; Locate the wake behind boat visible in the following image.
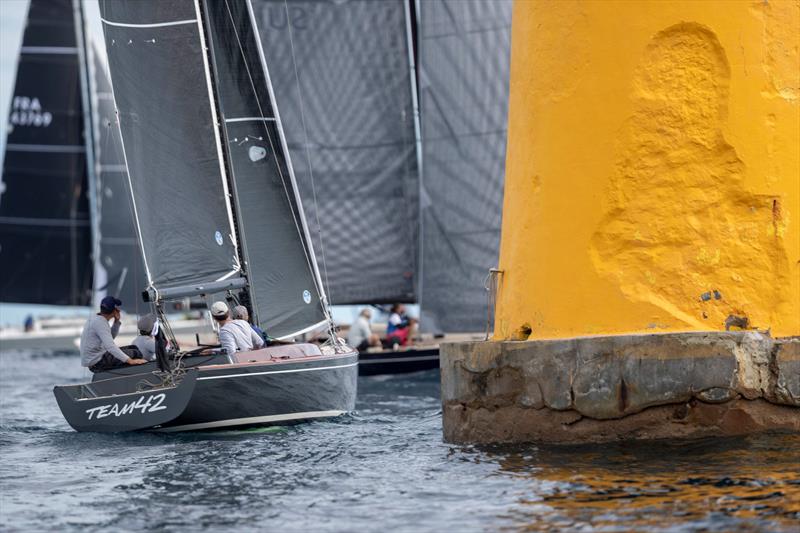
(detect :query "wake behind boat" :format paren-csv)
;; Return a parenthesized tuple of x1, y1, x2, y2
(54, 0, 357, 432)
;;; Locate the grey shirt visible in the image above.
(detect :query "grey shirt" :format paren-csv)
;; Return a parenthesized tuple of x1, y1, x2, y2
(219, 319, 264, 355)
(347, 316, 372, 348)
(80, 315, 129, 367)
(132, 335, 156, 361)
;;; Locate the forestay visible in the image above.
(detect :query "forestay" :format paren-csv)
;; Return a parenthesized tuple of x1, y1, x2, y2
(98, 0, 240, 292)
(202, 0, 327, 337)
(418, 0, 513, 333)
(0, 0, 93, 306)
(252, 0, 419, 305)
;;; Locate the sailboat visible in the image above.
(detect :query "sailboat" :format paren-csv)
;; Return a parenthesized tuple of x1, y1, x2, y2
(54, 0, 357, 433)
(252, 0, 513, 374)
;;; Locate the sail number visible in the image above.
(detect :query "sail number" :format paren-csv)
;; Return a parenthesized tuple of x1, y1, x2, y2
(85, 393, 167, 420)
(10, 96, 52, 128)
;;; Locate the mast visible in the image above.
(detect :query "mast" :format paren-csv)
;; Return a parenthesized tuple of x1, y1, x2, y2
(72, 0, 101, 307)
(404, 0, 424, 310)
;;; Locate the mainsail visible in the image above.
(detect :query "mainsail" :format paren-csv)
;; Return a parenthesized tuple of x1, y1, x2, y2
(418, 0, 513, 333)
(99, 0, 328, 338)
(0, 0, 93, 306)
(252, 0, 420, 305)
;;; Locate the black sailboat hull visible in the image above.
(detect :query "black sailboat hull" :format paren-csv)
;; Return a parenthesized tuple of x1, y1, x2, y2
(55, 348, 357, 432)
(358, 347, 440, 376)
(160, 352, 358, 431)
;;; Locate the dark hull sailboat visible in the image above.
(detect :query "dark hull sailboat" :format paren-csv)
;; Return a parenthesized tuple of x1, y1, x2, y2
(56, 345, 357, 432)
(54, 0, 357, 432)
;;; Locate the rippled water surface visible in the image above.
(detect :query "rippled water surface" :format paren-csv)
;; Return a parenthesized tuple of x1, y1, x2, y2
(1, 351, 799, 531)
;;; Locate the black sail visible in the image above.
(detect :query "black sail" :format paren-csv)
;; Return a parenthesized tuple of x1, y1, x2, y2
(87, 44, 147, 310)
(418, 0, 513, 333)
(251, 0, 419, 305)
(0, 0, 92, 306)
(202, 0, 327, 337)
(98, 0, 241, 292)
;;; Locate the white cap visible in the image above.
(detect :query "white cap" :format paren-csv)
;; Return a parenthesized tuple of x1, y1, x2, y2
(210, 301, 229, 318)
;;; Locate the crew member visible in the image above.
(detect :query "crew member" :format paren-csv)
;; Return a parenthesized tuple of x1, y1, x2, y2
(211, 301, 265, 355)
(347, 308, 380, 352)
(131, 314, 157, 361)
(386, 303, 417, 347)
(232, 305, 268, 342)
(80, 296, 147, 372)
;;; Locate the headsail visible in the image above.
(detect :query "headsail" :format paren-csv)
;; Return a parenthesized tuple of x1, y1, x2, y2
(418, 0, 513, 333)
(251, 0, 420, 305)
(202, 0, 327, 337)
(98, 0, 241, 292)
(0, 0, 93, 306)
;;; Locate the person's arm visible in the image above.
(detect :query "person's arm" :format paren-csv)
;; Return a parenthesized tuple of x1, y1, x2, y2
(110, 316, 121, 339)
(219, 327, 237, 355)
(97, 321, 130, 363)
(251, 326, 265, 349)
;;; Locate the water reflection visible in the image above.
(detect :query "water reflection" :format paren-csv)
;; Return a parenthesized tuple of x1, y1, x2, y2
(481, 434, 800, 531)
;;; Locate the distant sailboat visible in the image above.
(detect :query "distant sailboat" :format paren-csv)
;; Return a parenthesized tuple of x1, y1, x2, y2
(54, 0, 357, 433)
(0, 0, 147, 311)
(252, 0, 513, 374)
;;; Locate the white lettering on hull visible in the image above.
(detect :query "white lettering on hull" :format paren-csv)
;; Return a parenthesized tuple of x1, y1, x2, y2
(85, 393, 167, 420)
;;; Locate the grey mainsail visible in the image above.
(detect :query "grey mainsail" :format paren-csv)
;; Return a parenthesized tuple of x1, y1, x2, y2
(99, 0, 328, 338)
(87, 43, 147, 310)
(252, 0, 419, 305)
(418, 0, 512, 333)
(0, 0, 93, 306)
(98, 0, 240, 291)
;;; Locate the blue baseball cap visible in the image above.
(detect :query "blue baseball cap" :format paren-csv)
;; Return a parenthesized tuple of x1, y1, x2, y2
(100, 296, 122, 313)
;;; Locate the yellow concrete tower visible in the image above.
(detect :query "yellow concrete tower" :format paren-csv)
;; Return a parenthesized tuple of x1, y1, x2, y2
(495, 0, 799, 340)
(441, 0, 800, 445)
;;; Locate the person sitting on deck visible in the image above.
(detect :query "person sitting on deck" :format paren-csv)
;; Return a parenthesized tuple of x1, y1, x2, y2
(80, 296, 147, 372)
(347, 308, 381, 352)
(232, 305, 268, 343)
(385, 303, 417, 347)
(131, 314, 157, 362)
(211, 301, 265, 356)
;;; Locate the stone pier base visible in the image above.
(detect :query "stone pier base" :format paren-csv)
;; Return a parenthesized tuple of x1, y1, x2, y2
(441, 332, 799, 445)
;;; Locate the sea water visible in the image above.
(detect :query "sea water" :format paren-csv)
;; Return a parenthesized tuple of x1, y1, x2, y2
(1, 351, 798, 531)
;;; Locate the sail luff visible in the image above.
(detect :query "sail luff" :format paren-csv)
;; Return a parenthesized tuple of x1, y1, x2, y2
(245, 0, 330, 314)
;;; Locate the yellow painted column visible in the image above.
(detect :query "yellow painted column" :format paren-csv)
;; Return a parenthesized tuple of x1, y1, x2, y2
(495, 0, 800, 340)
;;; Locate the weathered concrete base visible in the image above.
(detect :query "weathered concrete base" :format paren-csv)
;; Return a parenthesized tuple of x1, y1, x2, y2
(441, 332, 799, 445)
